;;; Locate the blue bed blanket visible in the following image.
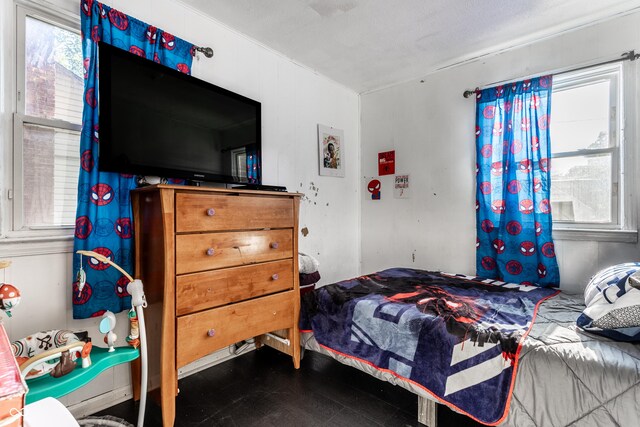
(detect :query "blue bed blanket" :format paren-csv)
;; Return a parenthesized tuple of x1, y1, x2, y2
(300, 268, 559, 425)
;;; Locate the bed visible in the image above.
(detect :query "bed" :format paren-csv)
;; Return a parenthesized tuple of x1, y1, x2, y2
(299, 268, 640, 426)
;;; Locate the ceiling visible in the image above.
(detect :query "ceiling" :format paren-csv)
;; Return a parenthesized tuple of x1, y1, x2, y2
(179, 0, 640, 93)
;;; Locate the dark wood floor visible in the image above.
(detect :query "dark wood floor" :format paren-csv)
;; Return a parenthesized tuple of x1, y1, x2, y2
(96, 346, 481, 426)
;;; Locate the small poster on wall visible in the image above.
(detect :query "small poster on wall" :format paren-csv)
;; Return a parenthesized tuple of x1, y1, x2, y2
(318, 124, 345, 177)
(378, 150, 395, 175)
(394, 174, 410, 199)
(367, 178, 381, 200)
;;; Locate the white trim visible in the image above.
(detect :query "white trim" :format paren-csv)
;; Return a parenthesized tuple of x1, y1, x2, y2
(9, 4, 82, 236)
(550, 62, 629, 229)
(11, 110, 23, 233)
(621, 59, 638, 237)
(553, 228, 638, 243)
(16, 113, 82, 132)
(0, 234, 73, 257)
(67, 384, 134, 420)
(15, 0, 79, 30)
(551, 147, 617, 158)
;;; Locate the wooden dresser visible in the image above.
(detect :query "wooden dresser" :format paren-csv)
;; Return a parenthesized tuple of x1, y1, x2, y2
(131, 185, 301, 427)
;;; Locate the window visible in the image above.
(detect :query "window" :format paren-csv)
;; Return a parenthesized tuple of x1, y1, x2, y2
(13, 6, 82, 233)
(231, 148, 247, 181)
(550, 64, 623, 229)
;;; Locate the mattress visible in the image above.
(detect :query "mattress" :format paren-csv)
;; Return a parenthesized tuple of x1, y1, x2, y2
(302, 275, 640, 426)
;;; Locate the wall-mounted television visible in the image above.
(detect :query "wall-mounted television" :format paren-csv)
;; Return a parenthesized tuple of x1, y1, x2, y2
(98, 42, 261, 185)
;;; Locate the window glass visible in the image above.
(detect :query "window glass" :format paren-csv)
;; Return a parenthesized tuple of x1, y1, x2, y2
(551, 80, 611, 152)
(22, 124, 80, 227)
(24, 16, 83, 123)
(232, 148, 247, 180)
(550, 154, 612, 223)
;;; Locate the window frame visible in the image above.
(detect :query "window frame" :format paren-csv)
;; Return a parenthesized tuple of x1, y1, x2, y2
(550, 62, 637, 242)
(10, 3, 82, 238)
(230, 147, 247, 181)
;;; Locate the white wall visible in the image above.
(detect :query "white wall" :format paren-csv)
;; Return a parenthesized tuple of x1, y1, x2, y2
(360, 11, 640, 294)
(0, 0, 360, 409)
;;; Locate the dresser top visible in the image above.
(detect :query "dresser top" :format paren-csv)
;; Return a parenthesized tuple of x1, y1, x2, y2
(132, 184, 303, 197)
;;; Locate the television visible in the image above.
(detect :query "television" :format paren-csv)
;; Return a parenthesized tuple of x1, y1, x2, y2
(98, 42, 261, 185)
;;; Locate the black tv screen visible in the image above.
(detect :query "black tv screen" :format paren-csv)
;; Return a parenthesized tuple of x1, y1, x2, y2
(98, 42, 261, 184)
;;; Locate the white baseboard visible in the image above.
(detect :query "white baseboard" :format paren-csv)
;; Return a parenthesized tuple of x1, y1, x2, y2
(66, 344, 254, 418)
(67, 384, 135, 419)
(178, 345, 252, 379)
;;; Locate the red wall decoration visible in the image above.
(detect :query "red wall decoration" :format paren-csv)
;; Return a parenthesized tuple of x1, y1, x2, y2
(378, 151, 395, 176)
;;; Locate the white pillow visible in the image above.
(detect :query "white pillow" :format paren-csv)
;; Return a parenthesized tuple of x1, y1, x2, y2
(577, 263, 640, 341)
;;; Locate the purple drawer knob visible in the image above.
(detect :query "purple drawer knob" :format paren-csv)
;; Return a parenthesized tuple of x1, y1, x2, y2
(206, 248, 215, 256)
(272, 274, 279, 281)
(207, 329, 215, 337)
(206, 208, 215, 216)
(270, 242, 279, 249)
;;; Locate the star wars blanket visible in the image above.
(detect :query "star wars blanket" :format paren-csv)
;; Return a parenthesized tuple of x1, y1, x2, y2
(299, 268, 559, 425)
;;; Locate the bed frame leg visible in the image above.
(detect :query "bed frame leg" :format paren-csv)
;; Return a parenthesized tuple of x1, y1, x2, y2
(418, 397, 437, 427)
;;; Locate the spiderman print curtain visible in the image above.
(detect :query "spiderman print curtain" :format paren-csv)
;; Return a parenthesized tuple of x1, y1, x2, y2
(73, 0, 194, 319)
(246, 144, 261, 184)
(475, 76, 560, 287)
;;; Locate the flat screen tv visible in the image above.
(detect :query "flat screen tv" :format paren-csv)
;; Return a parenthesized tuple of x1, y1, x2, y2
(98, 42, 261, 185)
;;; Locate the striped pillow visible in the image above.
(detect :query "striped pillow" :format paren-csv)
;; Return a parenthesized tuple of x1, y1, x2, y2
(577, 263, 640, 341)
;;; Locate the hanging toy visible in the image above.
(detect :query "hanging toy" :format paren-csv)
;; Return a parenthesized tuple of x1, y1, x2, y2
(74, 250, 150, 427)
(99, 311, 117, 352)
(0, 283, 20, 318)
(76, 253, 87, 298)
(126, 307, 140, 349)
(126, 279, 148, 349)
(81, 340, 93, 368)
(0, 260, 20, 318)
(76, 250, 142, 353)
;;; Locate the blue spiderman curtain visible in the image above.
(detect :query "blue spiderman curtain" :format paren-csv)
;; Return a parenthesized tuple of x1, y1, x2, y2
(475, 76, 560, 287)
(246, 145, 261, 184)
(73, 0, 194, 319)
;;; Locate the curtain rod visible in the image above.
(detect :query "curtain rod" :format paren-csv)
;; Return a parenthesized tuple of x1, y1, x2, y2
(462, 50, 639, 98)
(193, 46, 214, 58)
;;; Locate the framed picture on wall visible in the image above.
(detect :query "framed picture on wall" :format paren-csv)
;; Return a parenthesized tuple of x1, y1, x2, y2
(318, 124, 345, 177)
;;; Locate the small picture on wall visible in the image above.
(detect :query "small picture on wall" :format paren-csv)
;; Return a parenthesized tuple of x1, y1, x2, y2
(318, 124, 345, 177)
(394, 174, 410, 199)
(363, 176, 381, 201)
(378, 150, 395, 176)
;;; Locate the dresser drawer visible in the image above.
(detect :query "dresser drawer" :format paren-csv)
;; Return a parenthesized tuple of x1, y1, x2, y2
(176, 193, 294, 232)
(176, 290, 295, 367)
(176, 259, 294, 316)
(176, 229, 292, 274)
